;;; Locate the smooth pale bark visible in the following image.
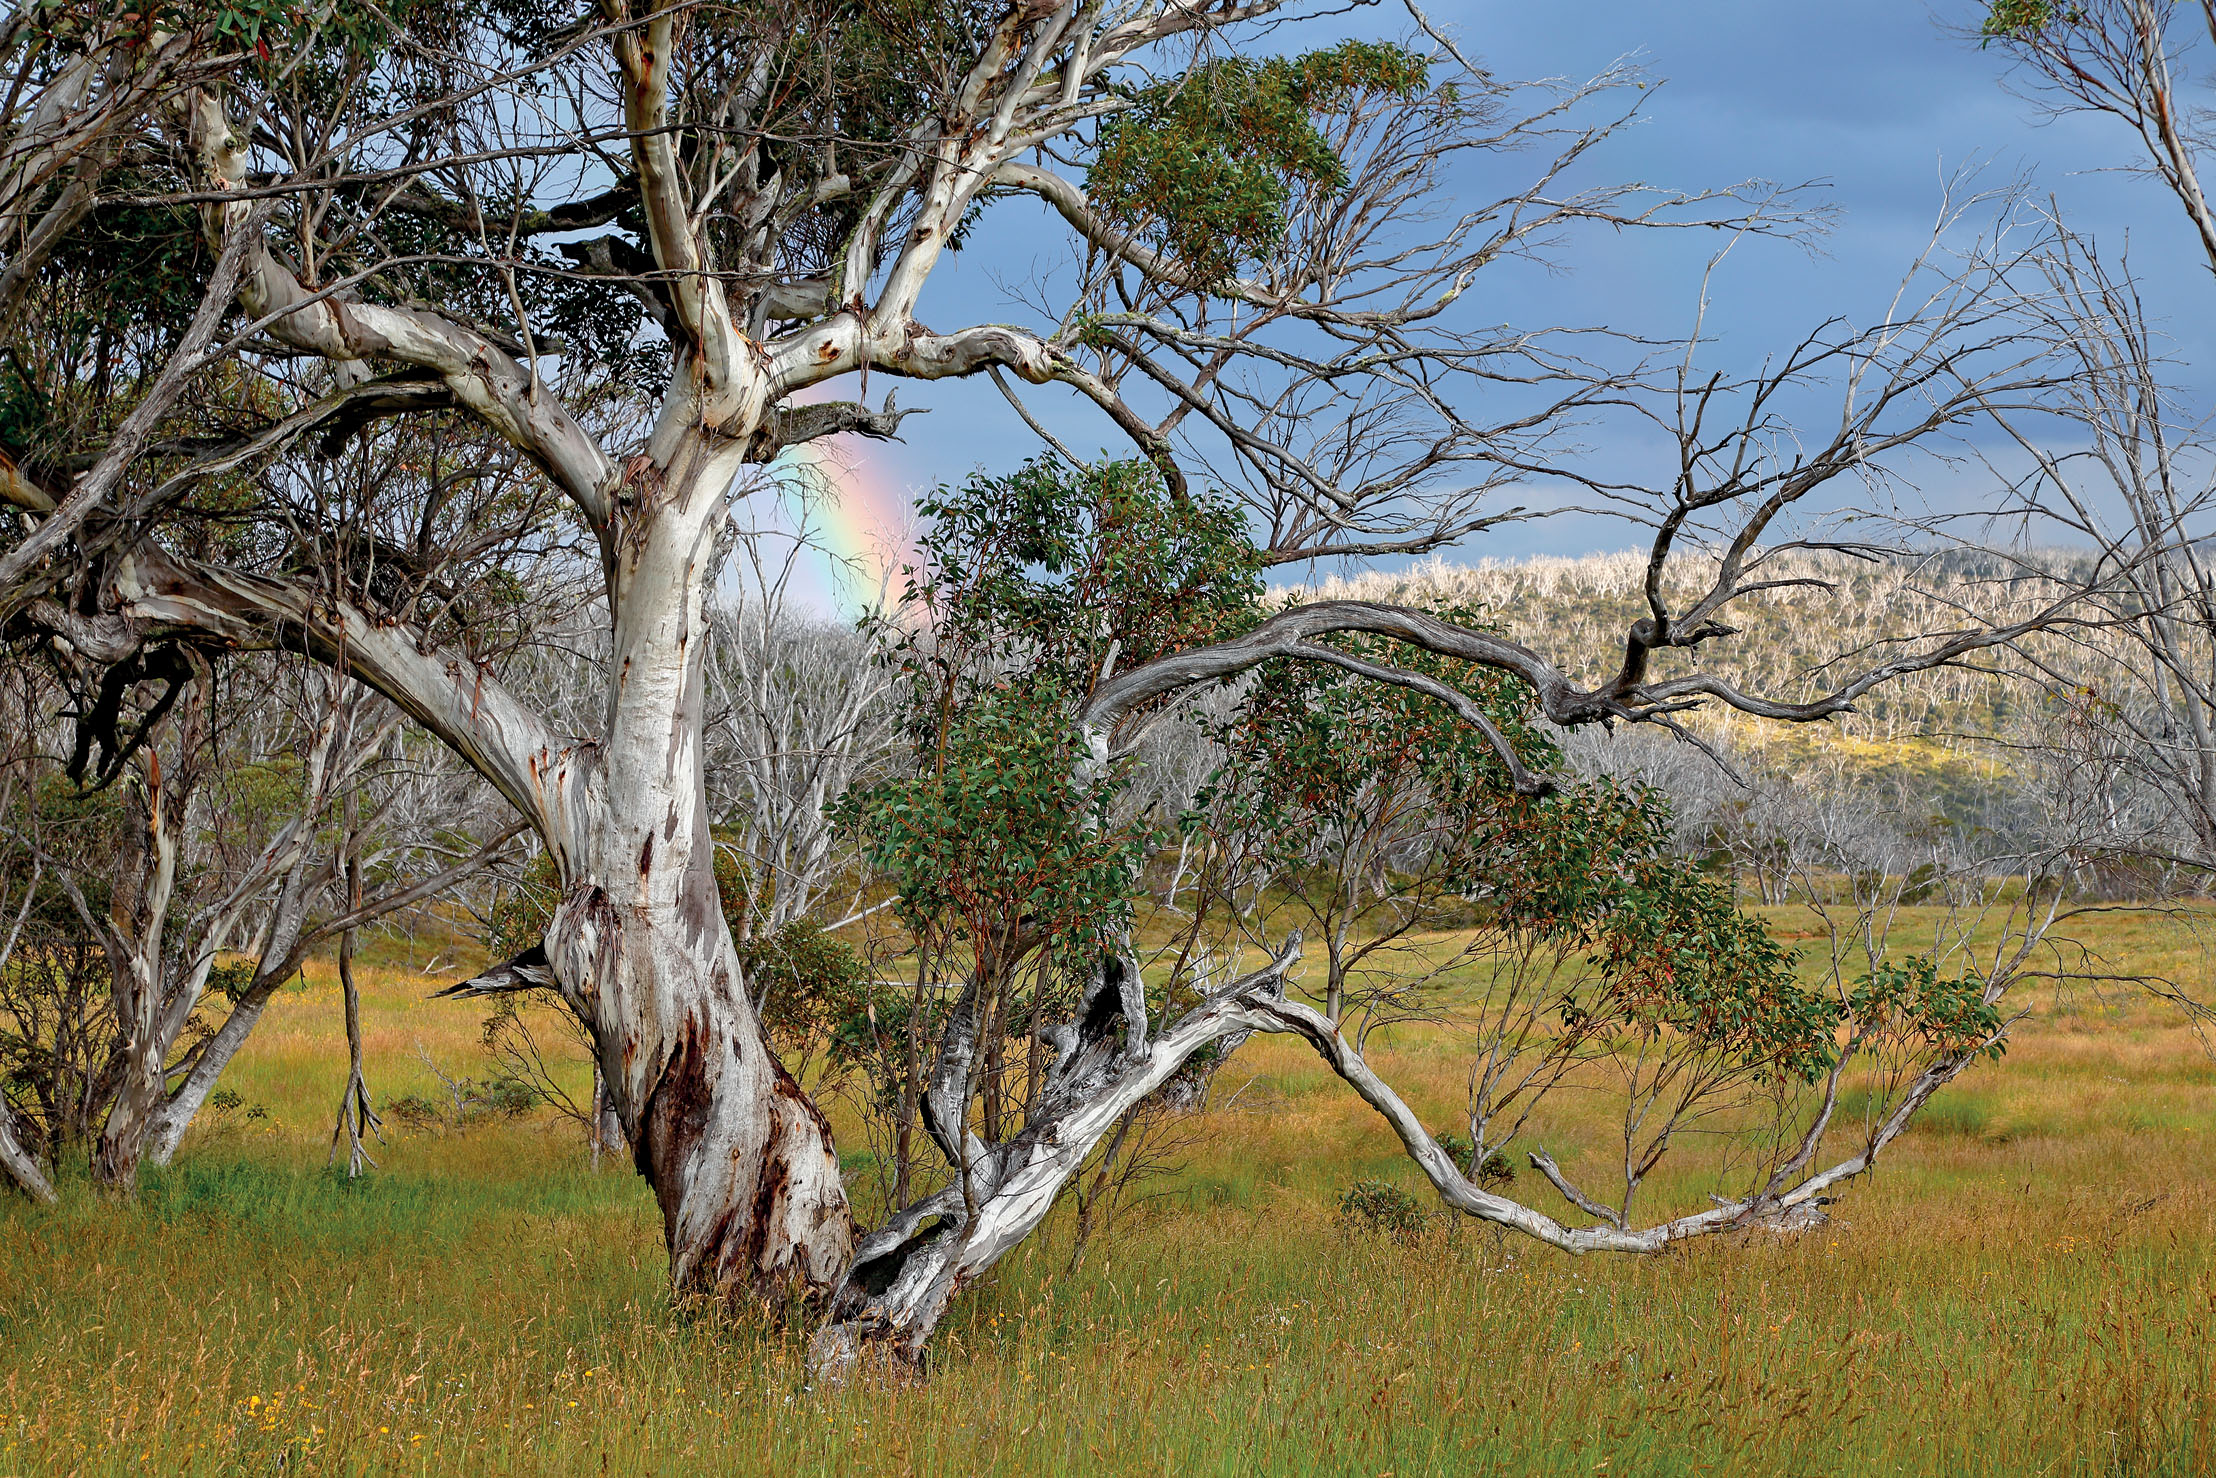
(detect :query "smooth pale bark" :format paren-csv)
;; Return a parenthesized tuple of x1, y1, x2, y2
(142, 821, 327, 1171)
(107, 460, 854, 1295)
(85, 688, 332, 1187)
(1080, 600, 2078, 750)
(0, 851, 49, 1202)
(109, 5, 2057, 1339)
(171, 62, 857, 1305)
(803, 920, 1996, 1376)
(93, 933, 222, 1190)
(133, 793, 525, 1171)
(91, 970, 192, 1191)
(0, 196, 265, 617)
(0, 28, 210, 366)
(144, 975, 280, 1168)
(88, 716, 203, 1194)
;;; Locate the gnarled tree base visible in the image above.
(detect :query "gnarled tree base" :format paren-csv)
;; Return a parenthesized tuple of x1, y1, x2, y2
(810, 939, 1304, 1379)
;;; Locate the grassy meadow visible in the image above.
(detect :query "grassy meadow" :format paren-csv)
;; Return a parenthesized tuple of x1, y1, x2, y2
(2, 908, 2214, 1477)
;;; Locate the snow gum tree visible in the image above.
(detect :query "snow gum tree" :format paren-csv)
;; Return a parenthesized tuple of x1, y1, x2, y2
(813, 457, 2035, 1365)
(0, 0, 2090, 1362)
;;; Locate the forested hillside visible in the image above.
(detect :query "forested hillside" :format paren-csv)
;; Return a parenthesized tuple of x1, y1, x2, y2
(1299, 548, 2150, 894)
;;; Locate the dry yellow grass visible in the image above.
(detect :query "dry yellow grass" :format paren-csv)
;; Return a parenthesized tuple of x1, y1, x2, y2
(1, 909, 2212, 1476)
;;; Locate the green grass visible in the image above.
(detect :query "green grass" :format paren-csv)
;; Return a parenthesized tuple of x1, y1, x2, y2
(2, 915, 2214, 1476)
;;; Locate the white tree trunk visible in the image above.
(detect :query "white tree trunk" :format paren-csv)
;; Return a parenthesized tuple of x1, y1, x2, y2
(91, 730, 193, 1194)
(538, 439, 852, 1304)
(144, 979, 278, 1167)
(327, 849, 382, 1179)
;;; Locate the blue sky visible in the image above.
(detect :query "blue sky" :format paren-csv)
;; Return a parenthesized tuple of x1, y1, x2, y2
(764, 2, 2216, 607)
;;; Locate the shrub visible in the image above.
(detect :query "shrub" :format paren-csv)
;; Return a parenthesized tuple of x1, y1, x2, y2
(480, 1074, 539, 1118)
(1337, 1179, 1430, 1242)
(383, 1071, 539, 1131)
(1436, 1134, 1516, 1188)
(383, 1093, 446, 1131)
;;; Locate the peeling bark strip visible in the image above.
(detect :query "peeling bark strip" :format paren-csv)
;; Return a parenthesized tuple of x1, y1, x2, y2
(638, 1015, 717, 1241)
(542, 800, 851, 1304)
(625, 990, 851, 1302)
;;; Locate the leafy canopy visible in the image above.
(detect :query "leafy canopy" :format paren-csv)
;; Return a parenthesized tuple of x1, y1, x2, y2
(843, 458, 1261, 951)
(898, 456, 1264, 689)
(1980, 0, 2086, 40)
(1088, 40, 1430, 286)
(1207, 629, 1841, 1083)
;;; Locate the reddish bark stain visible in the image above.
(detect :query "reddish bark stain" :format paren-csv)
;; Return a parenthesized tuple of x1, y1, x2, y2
(637, 1012, 713, 1224)
(734, 1114, 791, 1277)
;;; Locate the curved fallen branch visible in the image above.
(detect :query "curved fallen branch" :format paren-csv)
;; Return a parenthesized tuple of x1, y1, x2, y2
(1235, 991, 2004, 1253)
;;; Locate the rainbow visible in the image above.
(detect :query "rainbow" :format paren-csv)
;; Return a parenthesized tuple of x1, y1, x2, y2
(731, 438, 915, 617)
